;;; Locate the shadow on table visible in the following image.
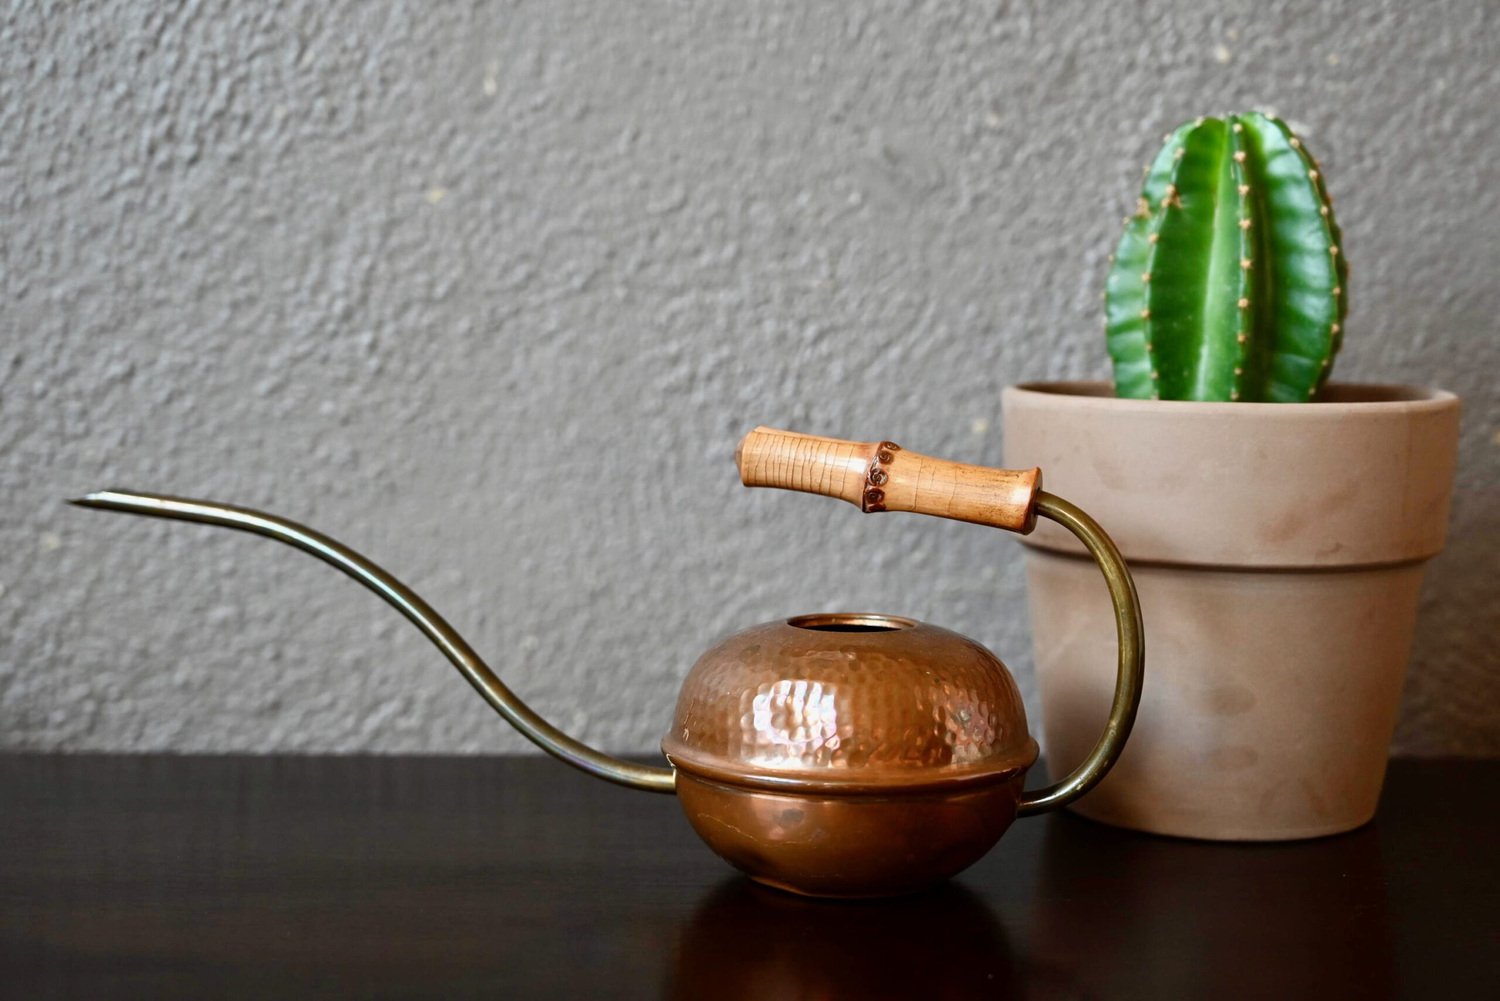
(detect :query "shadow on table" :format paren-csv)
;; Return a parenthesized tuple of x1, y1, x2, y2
(667, 876, 1019, 999)
(1022, 811, 1399, 999)
(667, 810, 1401, 1001)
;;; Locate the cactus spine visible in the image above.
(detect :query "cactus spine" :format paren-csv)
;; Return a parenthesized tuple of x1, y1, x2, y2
(1105, 113, 1347, 402)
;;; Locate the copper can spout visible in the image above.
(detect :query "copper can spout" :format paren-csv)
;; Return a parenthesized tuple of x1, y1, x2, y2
(69, 490, 678, 794)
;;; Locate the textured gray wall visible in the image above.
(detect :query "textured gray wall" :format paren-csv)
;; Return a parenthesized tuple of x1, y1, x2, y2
(5, 1, 1497, 757)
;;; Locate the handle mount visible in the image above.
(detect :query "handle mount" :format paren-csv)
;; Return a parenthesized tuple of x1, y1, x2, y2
(1016, 492, 1143, 815)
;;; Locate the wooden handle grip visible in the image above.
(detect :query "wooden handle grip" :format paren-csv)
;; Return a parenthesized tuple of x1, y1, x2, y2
(736, 426, 1042, 534)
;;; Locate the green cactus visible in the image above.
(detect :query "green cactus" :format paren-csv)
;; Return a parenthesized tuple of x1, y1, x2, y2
(1105, 112, 1348, 402)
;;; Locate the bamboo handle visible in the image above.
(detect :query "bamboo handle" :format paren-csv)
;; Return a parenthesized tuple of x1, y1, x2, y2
(736, 426, 1043, 534)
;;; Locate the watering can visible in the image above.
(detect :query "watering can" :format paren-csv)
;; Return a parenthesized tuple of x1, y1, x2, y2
(73, 427, 1143, 897)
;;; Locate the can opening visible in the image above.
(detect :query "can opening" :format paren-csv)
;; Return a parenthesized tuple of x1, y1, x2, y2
(787, 613, 917, 633)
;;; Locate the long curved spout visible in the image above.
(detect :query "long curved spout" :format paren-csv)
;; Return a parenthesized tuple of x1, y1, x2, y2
(69, 490, 676, 794)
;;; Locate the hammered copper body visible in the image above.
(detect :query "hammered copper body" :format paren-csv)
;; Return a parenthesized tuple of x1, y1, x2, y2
(663, 614, 1035, 896)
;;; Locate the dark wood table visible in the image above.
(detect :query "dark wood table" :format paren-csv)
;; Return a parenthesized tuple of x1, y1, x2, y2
(0, 755, 1494, 999)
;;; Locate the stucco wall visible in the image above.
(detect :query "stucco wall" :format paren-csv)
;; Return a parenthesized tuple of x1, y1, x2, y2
(5, 1, 1497, 756)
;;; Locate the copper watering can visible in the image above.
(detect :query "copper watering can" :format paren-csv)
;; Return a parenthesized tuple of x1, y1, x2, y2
(73, 427, 1143, 898)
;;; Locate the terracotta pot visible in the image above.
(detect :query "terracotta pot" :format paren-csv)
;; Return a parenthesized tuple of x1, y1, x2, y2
(1003, 381, 1460, 840)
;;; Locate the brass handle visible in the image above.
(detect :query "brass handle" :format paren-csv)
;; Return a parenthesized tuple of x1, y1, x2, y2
(738, 427, 1143, 814)
(1016, 492, 1143, 815)
(736, 426, 1043, 533)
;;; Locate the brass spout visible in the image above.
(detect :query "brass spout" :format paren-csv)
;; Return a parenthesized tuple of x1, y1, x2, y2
(69, 490, 677, 794)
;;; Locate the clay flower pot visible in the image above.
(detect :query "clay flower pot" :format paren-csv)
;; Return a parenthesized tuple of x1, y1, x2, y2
(1003, 382, 1460, 840)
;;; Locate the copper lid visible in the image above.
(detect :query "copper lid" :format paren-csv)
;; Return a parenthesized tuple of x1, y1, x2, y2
(662, 614, 1037, 794)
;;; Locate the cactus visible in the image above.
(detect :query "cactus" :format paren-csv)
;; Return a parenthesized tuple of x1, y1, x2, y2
(1105, 113, 1348, 402)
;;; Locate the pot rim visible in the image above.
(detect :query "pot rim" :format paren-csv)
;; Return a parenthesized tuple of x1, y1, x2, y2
(1003, 380, 1461, 569)
(1005, 380, 1458, 415)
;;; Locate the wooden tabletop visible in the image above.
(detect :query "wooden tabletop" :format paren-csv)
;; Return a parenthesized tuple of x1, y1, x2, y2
(0, 755, 1494, 1000)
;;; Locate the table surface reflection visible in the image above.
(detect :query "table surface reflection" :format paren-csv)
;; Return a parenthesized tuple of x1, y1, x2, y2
(0, 755, 1494, 999)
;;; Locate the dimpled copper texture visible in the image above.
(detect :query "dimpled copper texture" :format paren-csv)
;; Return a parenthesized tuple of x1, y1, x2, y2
(661, 614, 1039, 897)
